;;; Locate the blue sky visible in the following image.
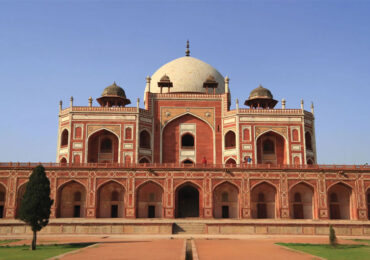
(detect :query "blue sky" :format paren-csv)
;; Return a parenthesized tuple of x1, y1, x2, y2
(0, 0, 369, 164)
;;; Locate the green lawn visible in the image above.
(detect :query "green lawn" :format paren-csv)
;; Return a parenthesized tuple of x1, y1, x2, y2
(277, 243, 370, 260)
(0, 243, 93, 260)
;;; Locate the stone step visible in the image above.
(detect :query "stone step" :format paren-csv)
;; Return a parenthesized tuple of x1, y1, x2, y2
(173, 223, 206, 234)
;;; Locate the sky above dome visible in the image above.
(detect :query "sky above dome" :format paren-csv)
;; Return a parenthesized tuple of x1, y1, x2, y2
(0, 0, 369, 164)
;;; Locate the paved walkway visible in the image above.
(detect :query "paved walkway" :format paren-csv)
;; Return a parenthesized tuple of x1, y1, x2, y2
(61, 239, 184, 260)
(195, 238, 317, 260)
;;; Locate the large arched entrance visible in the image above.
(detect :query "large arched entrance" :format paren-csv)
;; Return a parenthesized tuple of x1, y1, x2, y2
(328, 183, 352, 220)
(87, 129, 119, 163)
(136, 181, 163, 218)
(367, 188, 370, 220)
(213, 182, 239, 218)
(162, 114, 213, 164)
(251, 182, 276, 219)
(97, 181, 124, 218)
(289, 182, 314, 219)
(176, 183, 200, 218)
(57, 181, 86, 218)
(256, 131, 286, 165)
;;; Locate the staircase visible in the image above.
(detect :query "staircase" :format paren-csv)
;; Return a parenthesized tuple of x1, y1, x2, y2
(173, 222, 206, 234)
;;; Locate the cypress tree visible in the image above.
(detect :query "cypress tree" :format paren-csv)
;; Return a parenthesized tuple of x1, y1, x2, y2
(18, 165, 54, 250)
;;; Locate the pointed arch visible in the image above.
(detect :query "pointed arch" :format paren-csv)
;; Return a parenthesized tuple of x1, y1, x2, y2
(96, 179, 126, 191)
(60, 129, 69, 147)
(225, 157, 236, 165)
(327, 181, 354, 191)
(289, 182, 314, 219)
(251, 180, 278, 191)
(213, 181, 239, 218)
(256, 130, 288, 165)
(87, 129, 119, 163)
(136, 180, 164, 218)
(97, 180, 125, 218)
(139, 129, 151, 149)
(162, 112, 214, 131)
(251, 181, 277, 219)
(162, 113, 214, 164)
(289, 180, 315, 192)
(224, 130, 236, 149)
(175, 181, 202, 218)
(327, 182, 353, 220)
(57, 180, 87, 218)
(214, 180, 240, 192)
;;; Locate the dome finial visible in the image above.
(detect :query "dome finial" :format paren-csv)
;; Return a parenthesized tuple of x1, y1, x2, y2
(185, 40, 190, 56)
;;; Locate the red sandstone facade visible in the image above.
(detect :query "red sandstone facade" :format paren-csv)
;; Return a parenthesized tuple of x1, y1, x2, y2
(0, 47, 369, 224)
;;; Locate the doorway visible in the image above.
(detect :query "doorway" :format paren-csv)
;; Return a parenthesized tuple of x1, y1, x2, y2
(111, 205, 118, 218)
(73, 205, 81, 218)
(176, 185, 199, 218)
(148, 205, 155, 218)
(222, 206, 229, 218)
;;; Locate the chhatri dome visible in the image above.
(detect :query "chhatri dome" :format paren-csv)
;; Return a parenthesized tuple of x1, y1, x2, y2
(149, 41, 226, 94)
(97, 82, 131, 107)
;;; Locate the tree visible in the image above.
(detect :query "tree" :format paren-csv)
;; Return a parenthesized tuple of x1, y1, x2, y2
(18, 165, 54, 250)
(329, 225, 337, 246)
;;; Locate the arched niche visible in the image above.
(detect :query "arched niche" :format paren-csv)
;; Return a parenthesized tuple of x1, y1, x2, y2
(256, 131, 286, 165)
(61, 129, 69, 147)
(97, 181, 125, 218)
(251, 182, 276, 219)
(87, 129, 119, 163)
(213, 182, 239, 218)
(181, 133, 194, 148)
(289, 182, 314, 219)
(57, 181, 86, 218)
(328, 183, 352, 220)
(224, 131, 236, 149)
(136, 181, 163, 218)
(225, 158, 236, 165)
(140, 130, 151, 149)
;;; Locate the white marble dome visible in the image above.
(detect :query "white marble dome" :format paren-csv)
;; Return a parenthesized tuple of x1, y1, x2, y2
(150, 56, 225, 94)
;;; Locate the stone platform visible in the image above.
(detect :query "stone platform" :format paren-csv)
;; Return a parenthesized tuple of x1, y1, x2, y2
(0, 218, 369, 236)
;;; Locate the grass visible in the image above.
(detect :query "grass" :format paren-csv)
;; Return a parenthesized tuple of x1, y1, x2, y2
(0, 240, 21, 245)
(277, 243, 370, 260)
(0, 243, 93, 260)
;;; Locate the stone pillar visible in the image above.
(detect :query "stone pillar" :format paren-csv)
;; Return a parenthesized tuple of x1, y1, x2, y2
(203, 176, 213, 218)
(86, 173, 96, 218)
(279, 174, 290, 219)
(317, 174, 329, 219)
(164, 173, 174, 218)
(241, 176, 251, 218)
(125, 173, 136, 218)
(356, 176, 367, 220)
(5, 174, 17, 218)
